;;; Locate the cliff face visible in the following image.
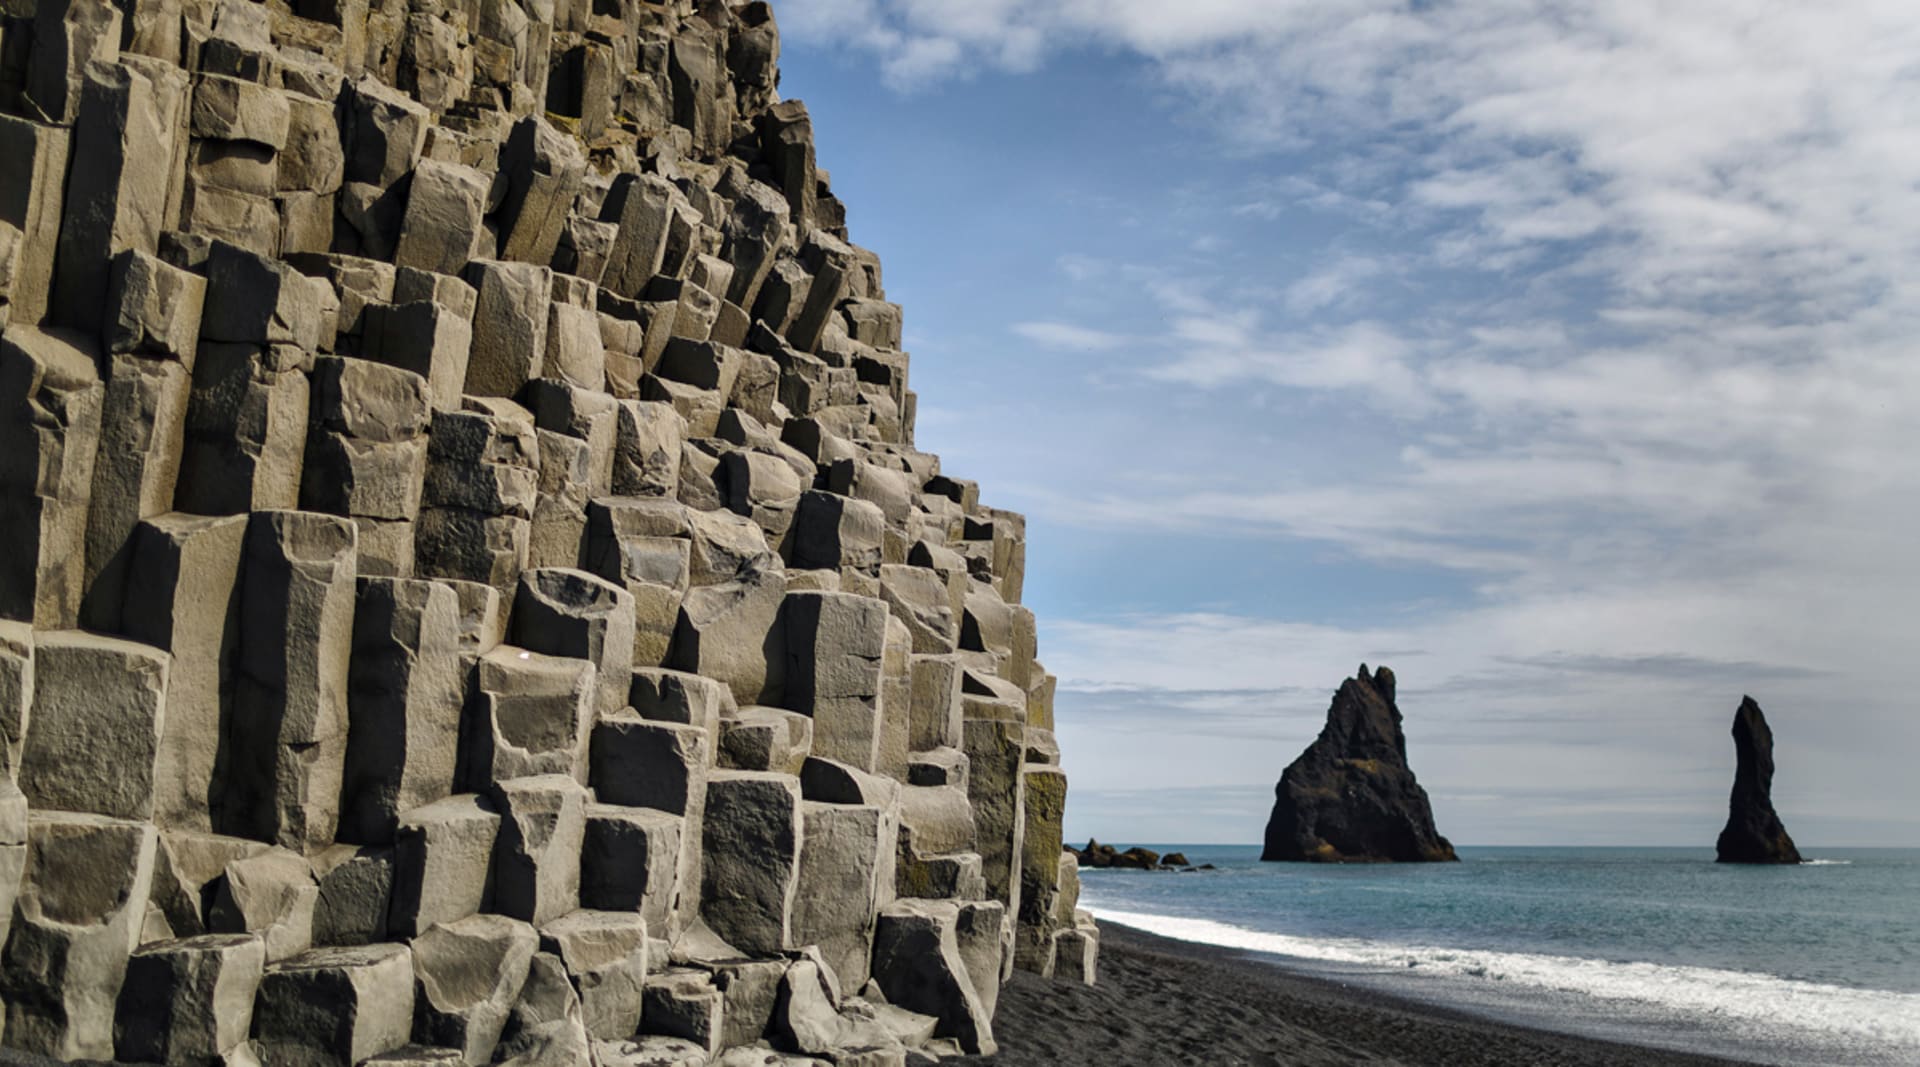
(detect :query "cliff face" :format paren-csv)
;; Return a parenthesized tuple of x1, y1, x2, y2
(1261, 666, 1457, 864)
(1715, 697, 1802, 865)
(0, 0, 1092, 1061)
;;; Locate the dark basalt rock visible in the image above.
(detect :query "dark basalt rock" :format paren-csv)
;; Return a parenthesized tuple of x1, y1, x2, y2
(1067, 841, 1202, 872)
(1715, 697, 1803, 864)
(1261, 665, 1457, 863)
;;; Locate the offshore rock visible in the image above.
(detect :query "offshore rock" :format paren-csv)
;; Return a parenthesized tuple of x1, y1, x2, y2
(1715, 697, 1803, 864)
(1261, 665, 1457, 863)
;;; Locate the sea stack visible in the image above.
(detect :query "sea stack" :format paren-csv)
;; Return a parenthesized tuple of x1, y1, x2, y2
(1262, 666, 1457, 863)
(1715, 697, 1803, 864)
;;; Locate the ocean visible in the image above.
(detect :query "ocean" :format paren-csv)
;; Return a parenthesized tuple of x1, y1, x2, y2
(1078, 845, 1920, 1066)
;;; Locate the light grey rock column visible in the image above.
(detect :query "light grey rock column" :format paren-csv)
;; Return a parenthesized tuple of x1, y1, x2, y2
(52, 56, 188, 330)
(869, 900, 995, 1057)
(668, 568, 788, 707)
(17, 631, 171, 821)
(206, 846, 320, 963)
(1014, 765, 1068, 975)
(81, 251, 206, 626)
(310, 843, 394, 948)
(340, 578, 465, 845)
(0, 812, 159, 1060)
(300, 356, 432, 577)
(176, 342, 312, 516)
(416, 402, 540, 600)
(226, 510, 357, 852)
(540, 909, 649, 1042)
(512, 568, 636, 720)
(0, 116, 71, 327)
(462, 259, 552, 398)
(389, 794, 500, 938)
(962, 716, 1027, 917)
(781, 591, 887, 771)
(580, 804, 682, 929)
(119, 512, 248, 832)
(0, 782, 25, 955)
(460, 645, 597, 791)
(639, 969, 725, 1057)
(0, 326, 103, 630)
(488, 774, 589, 927)
(251, 942, 416, 1066)
(699, 770, 801, 957)
(114, 932, 267, 1066)
(792, 800, 896, 991)
(587, 714, 709, 936)
(410, 913, 538, 1064)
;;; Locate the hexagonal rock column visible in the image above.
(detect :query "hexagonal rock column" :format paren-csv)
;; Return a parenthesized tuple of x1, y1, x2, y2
(792, 799, 897, 991)
(962, 715, 1027, 917)
(580, 804, 682, 928)
(512, 567, 636, 719)
(118, 511, 248, 833)
(540, 909, 649, 1042)
(698, 770, 801, 957)
(869, 900, 995, 1057)
(226, 509, 358, 852)
(17, 631, 171, 821)
(114, 933, 267, 1065)
(489, 774, 590, 927)
(410, 913, 539, 1063)
(0, 326, 103, 631)
(1014, 765, 1069, 976)
(588, 713, 709, 934)
(780, 591, 887, 771)
(460, 645, 597, 791)
(251, 943, 417, 1066)
(389, 794, 501, 938)
(0, 812, 158, 1060)
(300, 356, 433, 577)
(340, 577, 466, 845)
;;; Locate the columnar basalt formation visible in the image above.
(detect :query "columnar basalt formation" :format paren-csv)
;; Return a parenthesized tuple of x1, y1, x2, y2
(0, 0, 1093, 1061)
(1715, 696, 1802, 865)
(1261, 665, 1458, 864)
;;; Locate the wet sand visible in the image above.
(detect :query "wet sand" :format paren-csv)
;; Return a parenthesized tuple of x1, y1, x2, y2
(952, 921, 1757, 1067)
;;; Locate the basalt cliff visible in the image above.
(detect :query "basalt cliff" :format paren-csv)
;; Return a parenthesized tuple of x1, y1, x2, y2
(0, 0, 1093, 1062)
(1714, 697, 1801, 865)
(1261, 665, 1457, 864)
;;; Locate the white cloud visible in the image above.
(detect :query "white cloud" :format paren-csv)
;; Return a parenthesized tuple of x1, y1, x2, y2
(1010, 321, 1128, 352)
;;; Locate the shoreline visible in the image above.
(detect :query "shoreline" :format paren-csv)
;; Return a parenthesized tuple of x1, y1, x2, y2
(953, 920, 1759, 1066)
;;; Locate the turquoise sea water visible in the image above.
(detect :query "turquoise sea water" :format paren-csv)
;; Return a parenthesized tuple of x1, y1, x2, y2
(1078, 846, 1920, 1066)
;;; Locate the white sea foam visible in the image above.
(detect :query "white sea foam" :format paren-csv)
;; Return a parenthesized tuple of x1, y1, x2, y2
(1802, 858, 1855, 866)
(1090, 906, 1920, 1055)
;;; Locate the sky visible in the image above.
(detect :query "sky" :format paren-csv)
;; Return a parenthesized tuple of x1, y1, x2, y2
(772, 0, 1920, 847)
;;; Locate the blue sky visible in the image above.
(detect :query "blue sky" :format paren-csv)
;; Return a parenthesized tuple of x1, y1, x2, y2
(775, 1, 1920, 847)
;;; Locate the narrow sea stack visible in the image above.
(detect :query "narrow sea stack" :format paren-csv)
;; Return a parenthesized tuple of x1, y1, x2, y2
(0, 1, 1093, 1061)
(1261, 665, 1457, 863)
(1715, 697, 1803, 864)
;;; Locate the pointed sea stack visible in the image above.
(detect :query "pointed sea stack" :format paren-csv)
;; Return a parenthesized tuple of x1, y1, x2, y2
(1261, 665, 1457, 863)
(1715, 697, 1803, 864)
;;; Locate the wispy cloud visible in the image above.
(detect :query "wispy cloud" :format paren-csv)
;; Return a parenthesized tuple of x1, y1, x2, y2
(1011, 321, 1128, 352)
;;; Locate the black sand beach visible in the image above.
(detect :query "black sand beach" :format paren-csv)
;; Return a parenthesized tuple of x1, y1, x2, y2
(955, 922, 1757, 1067)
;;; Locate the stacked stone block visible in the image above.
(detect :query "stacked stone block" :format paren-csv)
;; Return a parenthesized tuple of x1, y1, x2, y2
(0, 0, 1089, 1063)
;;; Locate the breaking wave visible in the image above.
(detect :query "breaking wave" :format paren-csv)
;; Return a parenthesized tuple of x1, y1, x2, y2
(1091, 906, 1920, 1062)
